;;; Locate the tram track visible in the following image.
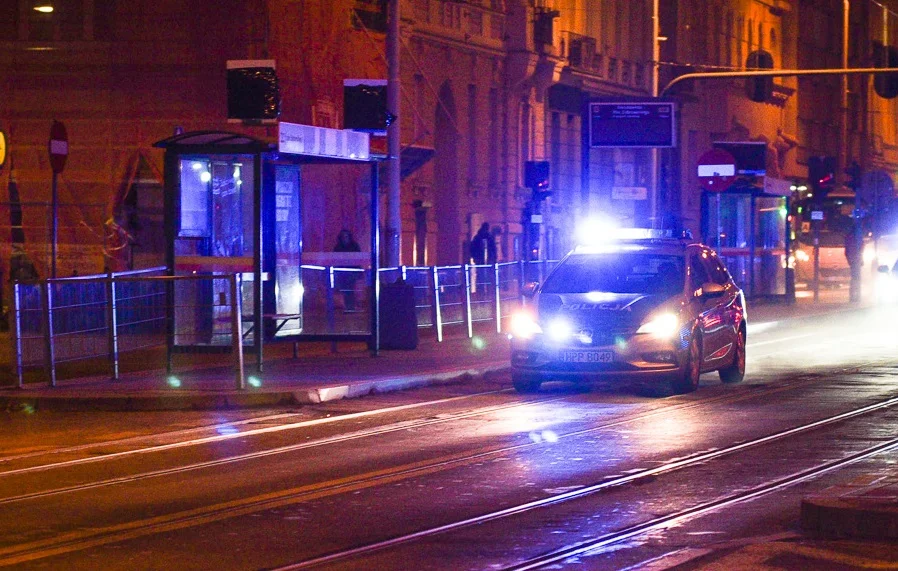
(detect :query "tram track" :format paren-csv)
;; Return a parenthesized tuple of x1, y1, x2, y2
(2, 376, 897, 567)
(0, 359, 858, 505)
(270, 390, 898, 569)
(0, 323, 868, 476)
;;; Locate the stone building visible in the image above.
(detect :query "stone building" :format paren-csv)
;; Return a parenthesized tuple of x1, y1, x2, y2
(2, 0, 898, 278)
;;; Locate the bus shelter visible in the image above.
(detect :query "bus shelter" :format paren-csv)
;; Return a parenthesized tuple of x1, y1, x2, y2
(154, 128, 380, 371)
(701, 185, 794, 302)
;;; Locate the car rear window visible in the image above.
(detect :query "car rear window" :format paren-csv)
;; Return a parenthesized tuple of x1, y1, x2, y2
(542, 253, 685, 295)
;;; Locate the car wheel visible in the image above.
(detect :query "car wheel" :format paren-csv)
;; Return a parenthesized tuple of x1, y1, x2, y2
(512, 372, 542, 393)
(719, 327, 746, 384)
(671, 332, 701, 394)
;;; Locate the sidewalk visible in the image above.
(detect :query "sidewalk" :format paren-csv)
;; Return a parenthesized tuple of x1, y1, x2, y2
(0, 287, 870, 413)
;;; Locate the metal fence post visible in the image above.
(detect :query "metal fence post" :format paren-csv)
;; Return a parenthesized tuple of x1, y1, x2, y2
(326, 265, 336, 336)
(431, 265, 443, 342)
(231, 273, 245, 390)
(41, 280, 57, 387)
(106, 272, 120, 381)
(518, 259, 526, 304)
(13, 283, 25, 389)
(463, 264, 473, 338)
(165, 277, 174, 374)
(494, 263, 502, 333)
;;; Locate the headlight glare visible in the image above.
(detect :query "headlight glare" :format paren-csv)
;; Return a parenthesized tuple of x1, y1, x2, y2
(637, 312, 679, 338)
(546, 318, 573, 342)
(510, 311, 542, 339)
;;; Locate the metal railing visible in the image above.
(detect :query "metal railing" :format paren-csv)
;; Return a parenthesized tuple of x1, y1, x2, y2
(11, 268, 247, 389)
(9, 260, 560, 388)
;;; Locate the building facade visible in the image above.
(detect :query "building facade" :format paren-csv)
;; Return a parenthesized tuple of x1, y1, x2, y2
(2, 0, 898, 280)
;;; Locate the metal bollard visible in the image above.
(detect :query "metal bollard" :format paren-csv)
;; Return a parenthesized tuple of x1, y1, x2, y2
(464, 264, 473, 339)
(106, 273, 120, 381)
(13, 283, 24, 389)
(494, 263, 502, 333)
(41, 281, 57, 387)
(230, 273, 245, 390)
(431, 265, 443, 342)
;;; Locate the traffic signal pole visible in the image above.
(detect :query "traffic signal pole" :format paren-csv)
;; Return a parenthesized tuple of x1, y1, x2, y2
(660, 67, 898, 97)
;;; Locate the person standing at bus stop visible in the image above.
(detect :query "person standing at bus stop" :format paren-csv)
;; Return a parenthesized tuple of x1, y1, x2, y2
(334, 229, 361, 311)
(470, 222, 497, 292)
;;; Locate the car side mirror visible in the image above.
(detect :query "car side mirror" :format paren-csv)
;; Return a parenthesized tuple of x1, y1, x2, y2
(522, 282, 539, 298)
(700, 282, 726, 298)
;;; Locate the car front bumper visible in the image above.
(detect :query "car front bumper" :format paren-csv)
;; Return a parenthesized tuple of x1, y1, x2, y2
(510, 333, 687, 381)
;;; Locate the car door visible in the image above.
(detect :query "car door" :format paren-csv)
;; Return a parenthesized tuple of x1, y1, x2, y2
(703, 248, 744, 356)
(687, 248, 726, 368)
(698, 247, 741, 366)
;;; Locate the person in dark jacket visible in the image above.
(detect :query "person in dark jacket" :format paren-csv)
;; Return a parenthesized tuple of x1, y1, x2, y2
(334, 229, 361, 311)
(469, 222, 497, 265)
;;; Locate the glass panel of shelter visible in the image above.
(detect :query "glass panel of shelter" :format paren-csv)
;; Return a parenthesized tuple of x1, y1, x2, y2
(174, 155, 256, 346)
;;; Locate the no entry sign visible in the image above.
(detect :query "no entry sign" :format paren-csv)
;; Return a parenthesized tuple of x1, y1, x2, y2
(697, 148, 736, 193)
(49, 120, 68, 174)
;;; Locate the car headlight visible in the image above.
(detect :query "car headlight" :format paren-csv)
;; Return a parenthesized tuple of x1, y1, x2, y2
(510, 311, 543, 339)
(636, 312, 679, 338)
(546, 318, 573, 342)
(794, 249, 810, 263)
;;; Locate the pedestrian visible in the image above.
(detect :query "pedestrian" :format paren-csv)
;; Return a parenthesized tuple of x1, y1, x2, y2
(844, 219, 864, 303)
(469, 222, 496, 265)
(333, 229, 361, 311)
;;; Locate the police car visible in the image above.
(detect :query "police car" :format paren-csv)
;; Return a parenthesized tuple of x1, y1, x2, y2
(509, 227, 747, 394)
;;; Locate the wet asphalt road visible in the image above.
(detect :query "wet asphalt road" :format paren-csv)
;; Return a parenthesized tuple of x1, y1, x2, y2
(1, 303, 897, 570)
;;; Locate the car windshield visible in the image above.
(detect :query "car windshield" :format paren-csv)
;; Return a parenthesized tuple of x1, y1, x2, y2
(542, 252, 685, 295)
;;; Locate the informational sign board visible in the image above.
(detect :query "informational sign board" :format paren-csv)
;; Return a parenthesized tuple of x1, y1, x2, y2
(278, 122, 370, 160)
(587, 100, 676, 148)
(811, 210, 824, 221)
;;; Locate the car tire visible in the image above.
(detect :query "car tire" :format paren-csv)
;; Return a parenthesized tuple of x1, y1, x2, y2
(512, 372, 542, 393)
(671, 331, 701, 395)
(719, 327, 746, 384)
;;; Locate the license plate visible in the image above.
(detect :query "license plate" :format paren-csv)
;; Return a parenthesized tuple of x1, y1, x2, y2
(560, 350, 613, 363)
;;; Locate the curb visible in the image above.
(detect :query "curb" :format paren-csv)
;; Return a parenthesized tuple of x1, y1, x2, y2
(0, 363, 511, 412)
(801, 475, 898, 540)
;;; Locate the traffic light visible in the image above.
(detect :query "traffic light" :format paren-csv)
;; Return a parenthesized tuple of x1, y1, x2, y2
(524, 160, 552, 202)
(845, 161, 861, 190)
(874, 42, 898, 99)
(807, 155, 836, 198)
(745, 50, 774, 103)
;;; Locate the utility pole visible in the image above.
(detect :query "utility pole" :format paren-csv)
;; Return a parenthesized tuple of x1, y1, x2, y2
(386, 0, 402, 266)
(650, 0, 660, 227)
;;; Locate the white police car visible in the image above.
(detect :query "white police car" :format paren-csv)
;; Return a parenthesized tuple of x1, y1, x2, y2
(509, 228, 747, 394)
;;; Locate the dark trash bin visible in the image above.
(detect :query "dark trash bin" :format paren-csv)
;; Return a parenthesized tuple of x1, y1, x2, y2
(379, 279, 418, 350)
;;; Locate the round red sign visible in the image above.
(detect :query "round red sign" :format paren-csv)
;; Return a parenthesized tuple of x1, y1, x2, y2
(49, 120, 68, 174)
(697, 148, 737, 193)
